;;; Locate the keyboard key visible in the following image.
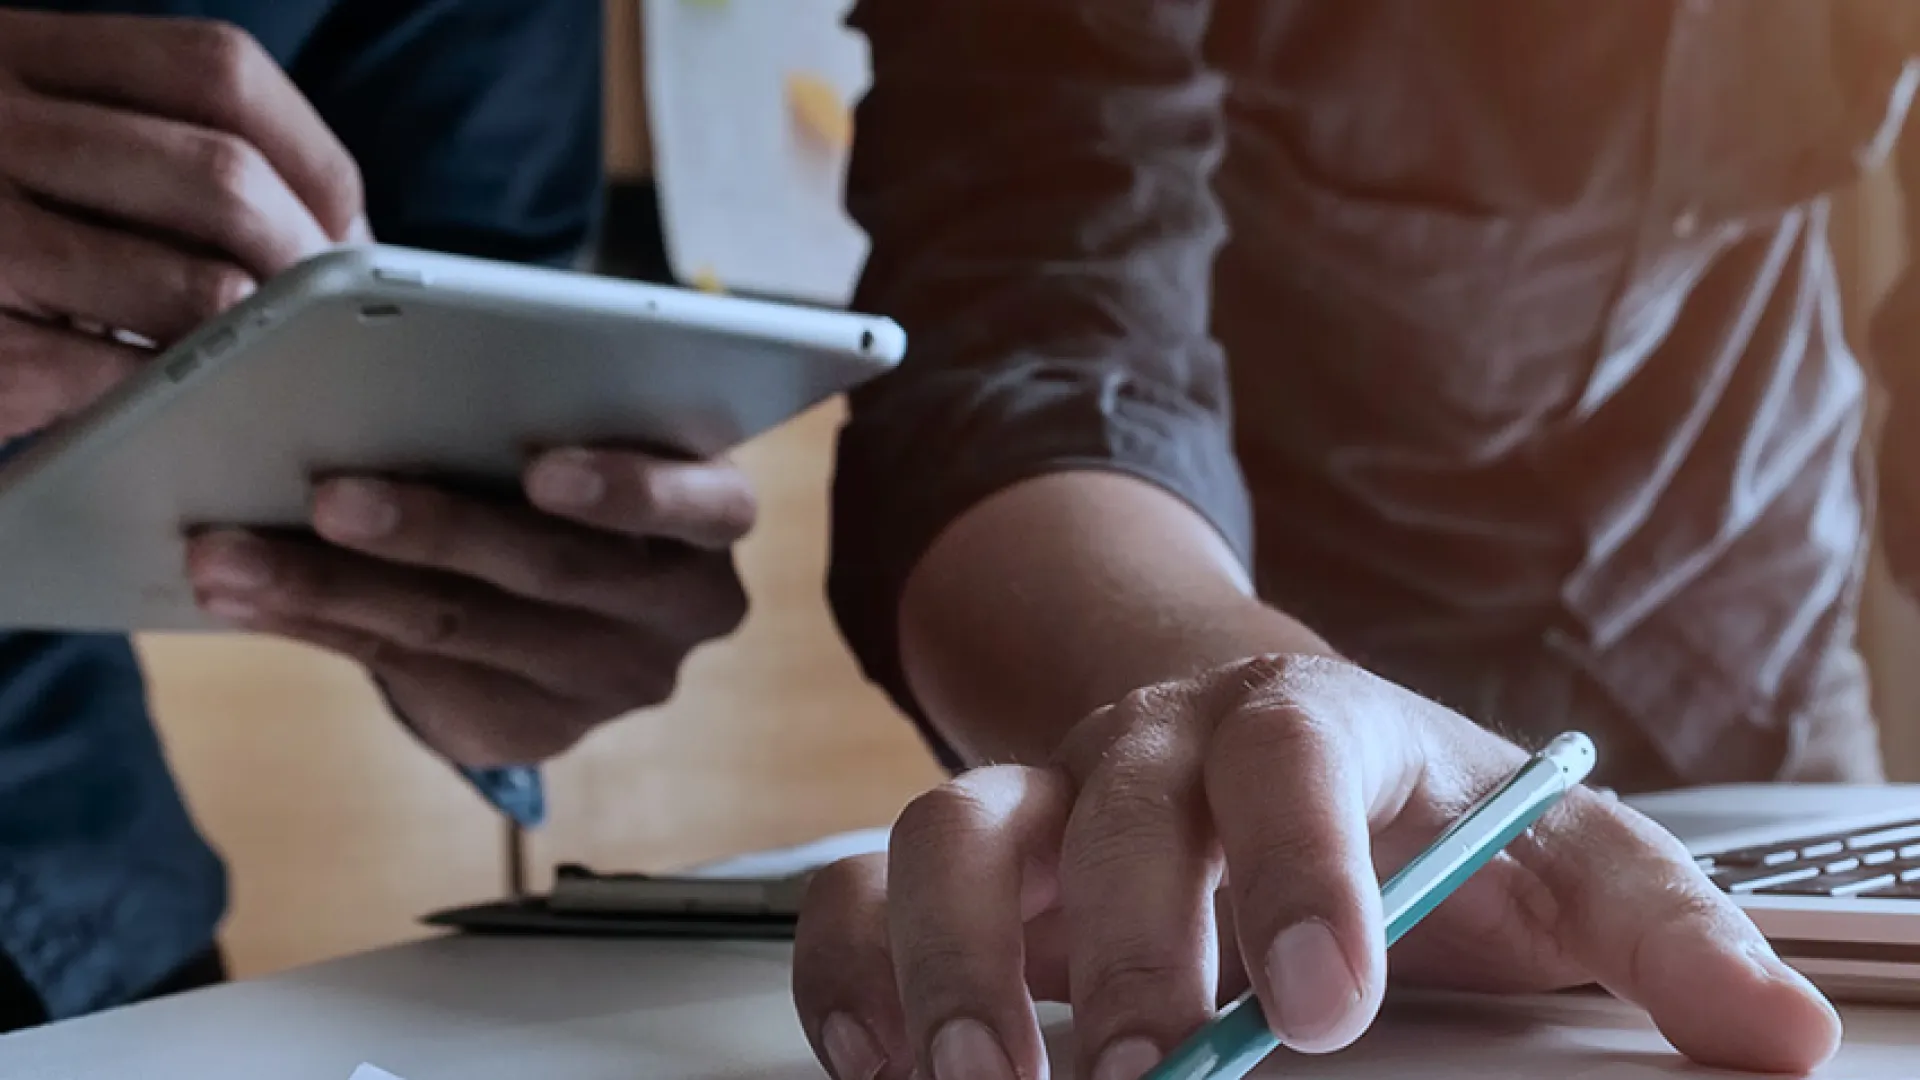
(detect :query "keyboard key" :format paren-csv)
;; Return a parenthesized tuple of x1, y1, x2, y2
(1901, 843, 1920, 860)
(1710, 846, 1803, 868)
(1846, 821, 1920, 851)
(1726, 866, 1821, 893)
(1757, 867, 1899, 897)
(1799, 840, 1845, 860)
(1860, 879, 1920, 899)
(1824, 856, 1862, 874)
(1862, 849, 1898, 866)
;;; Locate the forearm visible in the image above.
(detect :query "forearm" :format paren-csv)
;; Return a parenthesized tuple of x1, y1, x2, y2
(899, 470, 1330, 765)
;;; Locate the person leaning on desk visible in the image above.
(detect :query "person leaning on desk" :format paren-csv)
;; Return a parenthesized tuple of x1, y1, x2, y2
(0, 4, 755, 1031)
(786, 4, 1920, 1080)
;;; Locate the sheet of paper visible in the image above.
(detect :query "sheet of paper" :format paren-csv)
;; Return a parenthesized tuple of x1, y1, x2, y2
(687, 827, 889, 879)
(644, 0, 871, 305)
(348, 1066, 405, 1080)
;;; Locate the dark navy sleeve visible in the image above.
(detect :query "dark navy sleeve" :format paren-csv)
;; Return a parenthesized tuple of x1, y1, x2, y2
(290, 0, 604, 265)
(291, 0, 605, 823)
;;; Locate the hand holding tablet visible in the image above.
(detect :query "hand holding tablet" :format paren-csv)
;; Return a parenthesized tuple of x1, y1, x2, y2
(0, 243, 902, 765)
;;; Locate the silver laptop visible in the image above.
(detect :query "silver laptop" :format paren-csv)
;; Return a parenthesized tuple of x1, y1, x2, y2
(1629, 784, 1920, 1002)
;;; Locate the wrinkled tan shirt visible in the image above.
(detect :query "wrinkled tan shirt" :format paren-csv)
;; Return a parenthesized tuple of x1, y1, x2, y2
(828, 0, 1920, 786)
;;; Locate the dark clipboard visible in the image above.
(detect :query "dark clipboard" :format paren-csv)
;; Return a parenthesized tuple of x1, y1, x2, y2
(422, 863, 802, 941)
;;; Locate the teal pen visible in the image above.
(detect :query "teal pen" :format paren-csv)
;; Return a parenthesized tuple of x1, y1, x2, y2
(1139, 731, 1599, 1080)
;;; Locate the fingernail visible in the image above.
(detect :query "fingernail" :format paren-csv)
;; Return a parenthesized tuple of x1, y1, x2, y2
(316, 479, 398, 539)
(823, 1013, 886, 1080)
(1092, 1037, 1161, 1080)
(528, 451, 605, 509)
(192, 532, 272, 591)
(217, 273, 258, 311)
(930, 1018, 1015, 1080)
(1265, 919, 1363, 1052)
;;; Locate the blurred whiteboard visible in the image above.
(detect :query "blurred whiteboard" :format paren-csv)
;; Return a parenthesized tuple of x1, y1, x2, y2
(644, 0, 871, 305)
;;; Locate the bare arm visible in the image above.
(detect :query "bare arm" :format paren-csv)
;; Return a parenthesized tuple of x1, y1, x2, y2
(900, 471, 1328, 764)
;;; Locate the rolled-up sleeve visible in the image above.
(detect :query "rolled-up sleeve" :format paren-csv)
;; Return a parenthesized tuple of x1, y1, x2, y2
(828, 0, 1252, 739)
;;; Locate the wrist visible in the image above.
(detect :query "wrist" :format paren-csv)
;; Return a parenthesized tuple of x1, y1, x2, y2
(898, 470, 1344, 767)
(924, 591, 1334, 767)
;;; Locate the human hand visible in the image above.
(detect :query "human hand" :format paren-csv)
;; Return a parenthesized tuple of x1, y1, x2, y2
(791, 654, 1842, 1080)
(0, 11, 364, 440)
(181, 449, 754, 765)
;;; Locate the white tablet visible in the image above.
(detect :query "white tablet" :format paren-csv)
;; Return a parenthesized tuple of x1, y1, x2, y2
(0, 244, 904, 632)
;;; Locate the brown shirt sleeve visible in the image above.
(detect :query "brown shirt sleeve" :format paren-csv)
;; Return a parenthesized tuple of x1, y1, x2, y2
(827, 0, 1252, 746)
(1870, 90, 1920, 599)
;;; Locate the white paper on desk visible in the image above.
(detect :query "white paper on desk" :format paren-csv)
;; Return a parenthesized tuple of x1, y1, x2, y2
(644, 0, 871, 305)
(348, 1066, 406, 1080)
(689, 827, 889, 879)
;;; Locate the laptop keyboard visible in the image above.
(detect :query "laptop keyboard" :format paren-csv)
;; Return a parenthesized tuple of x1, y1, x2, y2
(1698, 819, 1920, 899)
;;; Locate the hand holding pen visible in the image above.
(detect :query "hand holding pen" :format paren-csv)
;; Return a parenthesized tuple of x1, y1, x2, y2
(1143, 732, 1597, 1080)
(791, 654, 1842, 1080)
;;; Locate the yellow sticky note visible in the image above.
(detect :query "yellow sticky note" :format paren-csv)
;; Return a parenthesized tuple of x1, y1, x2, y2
(787, 71, 853, 151)
(691, 267, 725, 294)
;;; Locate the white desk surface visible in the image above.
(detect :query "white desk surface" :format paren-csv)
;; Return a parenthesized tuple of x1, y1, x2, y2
(7, 793, 1920, 1080)
(0, 933, 1914, 1080)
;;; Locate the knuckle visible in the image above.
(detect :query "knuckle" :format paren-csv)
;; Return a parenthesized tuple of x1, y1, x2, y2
(1210, 687, 1337, 765)
(1226, 829, 1345, 912)
(189, 133, 272, 232)
(522, 545, 595, 595)
(1055, 680, 1190, 782)
(1656, 886, 1732, 929)
(403, 601, 467, 650)
(1114, 681, 1179, 722)
(892, 933, 979, 983)
(175, 20, 261, 102)
(1627, 886, 1731, 989)
(1222, 651, 1345, 709)
(1069, 771, 1184, 866)
(253, 551, 311, 603)
(1078, 950, 1194, 1009)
